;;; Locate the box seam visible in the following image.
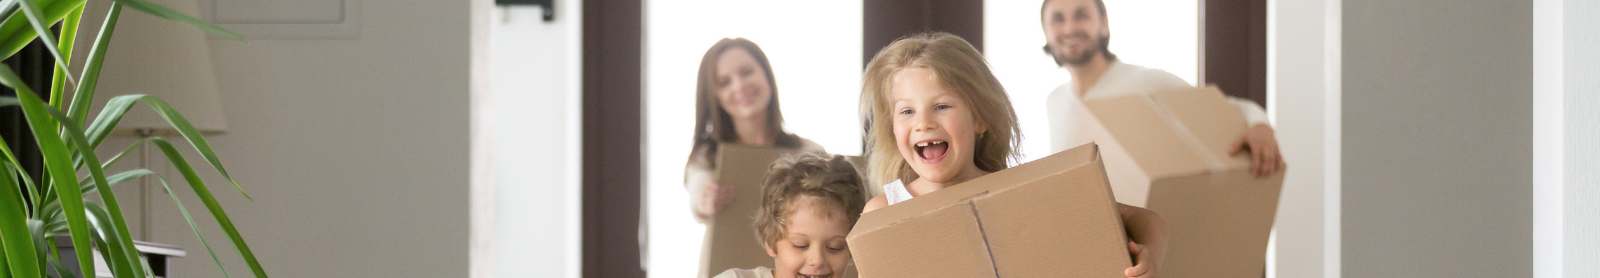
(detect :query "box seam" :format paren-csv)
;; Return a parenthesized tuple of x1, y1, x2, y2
(968, 199, 1002, 278)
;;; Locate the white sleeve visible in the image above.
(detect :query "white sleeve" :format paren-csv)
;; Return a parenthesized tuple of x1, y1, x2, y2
(1227, 96, 1272, 127)
(1046, 84, 1078, 154)
(685, 152, 715, 223)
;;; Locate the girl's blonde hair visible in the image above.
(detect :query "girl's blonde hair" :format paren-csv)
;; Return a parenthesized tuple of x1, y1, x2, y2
(859, 32, 1021, 187)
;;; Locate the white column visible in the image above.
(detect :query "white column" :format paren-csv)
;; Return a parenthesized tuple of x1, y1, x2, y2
(471, 1, 584, 277)
(1266, 0, 1339, 276)
(1562, 0, 1599, 276)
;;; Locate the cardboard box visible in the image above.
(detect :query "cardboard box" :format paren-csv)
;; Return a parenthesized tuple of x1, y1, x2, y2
(846, 143, 1131, 278)
(1077, 86, 1286, 278)
(700, 145, 862, 278)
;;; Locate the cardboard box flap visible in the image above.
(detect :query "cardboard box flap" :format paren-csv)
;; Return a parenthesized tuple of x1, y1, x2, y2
(1082, 86, 1252, 178)
(847, 202, 999, 278)
(970, 157, 1132, 277)
(703, 144, 797, 278)
(848, 143, 1101, 235)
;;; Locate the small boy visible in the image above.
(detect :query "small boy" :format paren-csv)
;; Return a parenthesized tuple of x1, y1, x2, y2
(714, 153, 868, 278)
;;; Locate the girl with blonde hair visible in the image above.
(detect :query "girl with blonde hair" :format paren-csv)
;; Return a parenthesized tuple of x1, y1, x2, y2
(858, 32, 1168, 278)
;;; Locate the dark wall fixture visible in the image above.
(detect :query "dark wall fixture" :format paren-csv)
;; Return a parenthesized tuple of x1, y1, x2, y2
(498, 0, 556, 22)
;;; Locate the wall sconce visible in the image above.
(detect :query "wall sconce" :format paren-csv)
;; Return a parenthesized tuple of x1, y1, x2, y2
(497, 0, 555, 22)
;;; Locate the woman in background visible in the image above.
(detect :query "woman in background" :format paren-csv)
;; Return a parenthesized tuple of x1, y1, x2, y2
(684, 38, 825, 221)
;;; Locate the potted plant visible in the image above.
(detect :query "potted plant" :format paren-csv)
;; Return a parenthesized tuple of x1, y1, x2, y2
(0, 0, 264, 277)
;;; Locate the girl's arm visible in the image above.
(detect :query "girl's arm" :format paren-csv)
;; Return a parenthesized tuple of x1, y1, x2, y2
(1117, 203, 1167, 278)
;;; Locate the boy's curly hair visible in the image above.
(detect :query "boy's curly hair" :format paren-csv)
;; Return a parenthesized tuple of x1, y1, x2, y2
(754, 153, 868, 249)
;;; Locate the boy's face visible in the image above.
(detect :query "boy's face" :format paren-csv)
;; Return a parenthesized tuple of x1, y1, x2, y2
(890, 68, 987, 184)
(765, 199, 852, 278)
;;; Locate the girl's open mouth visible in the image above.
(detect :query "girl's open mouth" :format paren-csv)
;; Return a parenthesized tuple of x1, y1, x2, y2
(915, 140, 948, 163)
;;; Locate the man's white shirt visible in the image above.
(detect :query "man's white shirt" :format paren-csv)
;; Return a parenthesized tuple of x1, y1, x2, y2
(1046, 60, 1271, 153)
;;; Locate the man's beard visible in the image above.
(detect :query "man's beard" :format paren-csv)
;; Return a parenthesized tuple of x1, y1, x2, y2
(1053, 35, 1105, 67)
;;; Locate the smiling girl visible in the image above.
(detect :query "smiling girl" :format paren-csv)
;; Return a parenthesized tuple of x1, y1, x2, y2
(858, 32, 1169, 278)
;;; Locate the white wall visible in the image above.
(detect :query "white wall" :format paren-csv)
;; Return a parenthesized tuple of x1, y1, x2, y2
(84, 0, 472, 277)
(470, 0, 583, 277)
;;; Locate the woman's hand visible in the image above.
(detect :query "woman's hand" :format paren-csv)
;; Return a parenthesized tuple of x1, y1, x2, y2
(694, 180, 736, 218)
(1125, 241, 1154, 278)
(1230, 123, 1285, 178)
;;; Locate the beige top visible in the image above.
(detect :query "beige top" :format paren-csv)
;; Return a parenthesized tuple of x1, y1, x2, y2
(713, 266, 775, 278)
(1047, 60, 1271, 153)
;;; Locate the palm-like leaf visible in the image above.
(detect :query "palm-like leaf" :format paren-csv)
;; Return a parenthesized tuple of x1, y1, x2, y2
(0, 0, 264, 277)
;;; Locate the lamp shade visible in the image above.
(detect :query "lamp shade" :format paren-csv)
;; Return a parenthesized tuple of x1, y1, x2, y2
(89, 0, 227, 136)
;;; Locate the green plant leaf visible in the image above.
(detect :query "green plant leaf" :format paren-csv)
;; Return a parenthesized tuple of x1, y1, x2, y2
(0, 238, 11, 278)
(150, 138, 267, 277)
(113, 0, 240, 40)
(47, 4, 83, 110)
(31, 96, 146, 278)
(0, 129, 42, 212)
(77, 168, 151, 194)
(82, 95, 136, 149)
(15, 0, 78, 85)
(98, 139, 145, 169)
(30, 220, 76, 278)
(146, 96, 247, 199)
(0, 65, 95, 278)
(0, 96, 16, 107)
(156, 177, 231, 278)
(0, 0, 84, 60)
(40, 232, 76, 278)
(64, 0, 112, 126)
(84, 202, 142, 278)
(0, 161, 43, 278)
(84, 94, 249, 199)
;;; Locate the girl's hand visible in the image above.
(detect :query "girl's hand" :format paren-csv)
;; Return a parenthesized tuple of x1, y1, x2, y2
(695, 180, 736, 218)
(1125, 241, 1154, 278)
(1116, 203, 1166, 278)
(1230, 124, 1286, 178)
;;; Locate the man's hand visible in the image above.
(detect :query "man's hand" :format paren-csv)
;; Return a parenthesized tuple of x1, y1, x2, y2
(1230, 124, 1285, 178)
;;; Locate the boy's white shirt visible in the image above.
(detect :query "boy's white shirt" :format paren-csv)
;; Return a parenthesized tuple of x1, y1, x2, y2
(1046, 60, 1271, 153)
(712, 266, 775, 278)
